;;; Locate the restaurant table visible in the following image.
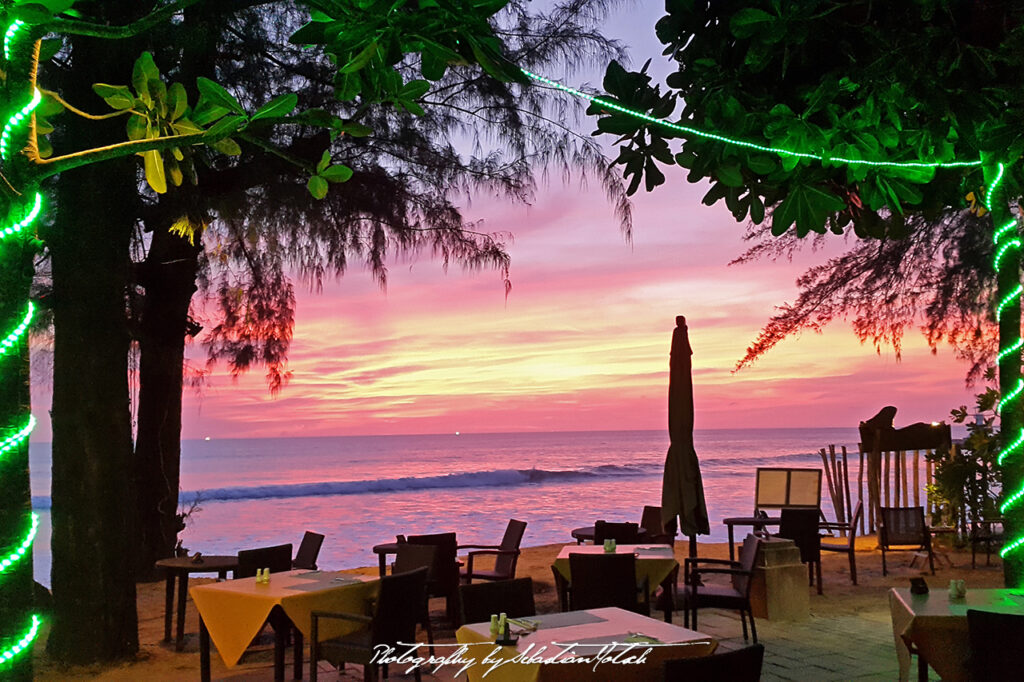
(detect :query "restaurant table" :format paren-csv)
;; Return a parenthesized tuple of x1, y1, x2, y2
(889, 586, 1024, 682)
(722, 516, 780, 561)
(570, 526, 651, 544)
(191, 569, 378, 682)
(372, 541, 400, 577)
(154, 555, 238, 651)
(455, 606, 716, 682)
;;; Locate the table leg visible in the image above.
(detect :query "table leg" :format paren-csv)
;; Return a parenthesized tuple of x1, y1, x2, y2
(378, 553, 387, 578)
(163, 572, 174, 643)
(200, 616, 211, 682)
(175, 573, 188, 651)
(293, 628, 303, 680)
(270, 607, 287, 682)
(727, 524, 736, 562)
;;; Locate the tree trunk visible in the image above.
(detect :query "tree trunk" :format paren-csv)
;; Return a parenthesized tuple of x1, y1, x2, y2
(133, 223, 201, 578)
(45, 2, 147, 661)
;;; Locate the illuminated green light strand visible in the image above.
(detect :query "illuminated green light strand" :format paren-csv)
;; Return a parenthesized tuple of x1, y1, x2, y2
(998, 338, 1023, 364)
(998, 429, 1024, 467)
(996, 284, 1022, 322)
(3, 20, 24, 62)
(0, 192, 42, 243)
(521, 69, 983, 170)
(994, 219, 1017, 245)
(0, 415, 35, 457)
(995, 239, 1021, 272)
(0, 513, 37, 574)
(0, 87, 40, 161)
(0, 615, 40, 664)
(1002, 535, 1024, 559)
(999, 379, 1024, 414)
(984, 163, 1006, 212)
(0, 302, 33, 357)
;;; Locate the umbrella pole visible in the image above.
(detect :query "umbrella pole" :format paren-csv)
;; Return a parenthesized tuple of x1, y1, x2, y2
(688, 534, 697, 558)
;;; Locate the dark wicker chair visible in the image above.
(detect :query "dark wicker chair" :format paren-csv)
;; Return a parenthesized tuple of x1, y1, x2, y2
(593, 520, 641, 544)
(967, 609, 1024, 682)
(458, 577, 536, 625)
(236, 543, 293, 578)
(640, 505, 676, 546)
(663, 643, 765, 682)
(293, 531, 324, 570)
(820, 500, 863, 584)
(407, 532, 460, 620)
(393, 543, 436, 653)
(679, 534, 762, 642)
(459, 519, 527, 583)
(566, 553, 649, 615)
(310, 566, 428, 682)
(879, 507, 934, 576)
(775, 508, 822, 594)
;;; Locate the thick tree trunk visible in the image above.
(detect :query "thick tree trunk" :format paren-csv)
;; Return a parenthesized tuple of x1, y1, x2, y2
(134, 224, 201, 577)
(45, 2, 147, 661)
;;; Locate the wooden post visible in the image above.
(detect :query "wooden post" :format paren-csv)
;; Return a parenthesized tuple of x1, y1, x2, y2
(842, 446, 853, 531)
(913, 450, 920, 508)
(820, 447, 837, 523)
(858, 443, 866, 535)
(901, 451, 909, 506)
(884, 450, 891, 508)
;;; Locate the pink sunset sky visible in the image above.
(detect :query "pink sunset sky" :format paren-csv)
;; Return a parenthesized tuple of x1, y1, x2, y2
(30, 3, 981, 441)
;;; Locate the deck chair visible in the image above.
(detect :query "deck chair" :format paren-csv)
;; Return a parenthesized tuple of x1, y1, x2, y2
(310, 567, 428, 682)
(967, 609, 1024, 681)
(679, 535, 762, 642)
(459, 519, 527, 583)
(879, 507, 934, 576)
(458, 577, 535, 625)
(820, 500, 863, 584)
(640, 505, 675, 545)
(567, 553, 650, 615)
(593, 520, 641, 544)
(293, 531, 324, 570)
(664, 643, 764, 682)
(236, 543, 293, 578)
(775, 508, 822, 594)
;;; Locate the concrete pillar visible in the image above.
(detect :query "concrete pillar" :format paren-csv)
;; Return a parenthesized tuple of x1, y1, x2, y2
(749, 536, 809, 621)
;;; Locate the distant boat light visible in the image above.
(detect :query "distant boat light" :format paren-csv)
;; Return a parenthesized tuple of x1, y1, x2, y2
(455, 431, 460, 436)
(204, 436, 211, 441)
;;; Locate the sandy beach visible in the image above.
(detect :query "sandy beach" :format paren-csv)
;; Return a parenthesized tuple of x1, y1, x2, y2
(29, 533, 1006, 681)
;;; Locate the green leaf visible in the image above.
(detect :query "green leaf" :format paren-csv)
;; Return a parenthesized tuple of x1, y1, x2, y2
(172, 118, 202, 135)
(251, 93, 299, 121)
(167, 82, 187, 121)
(308, 175, 329, 199)
(716, 162, 744, 187)
(341, 40, 379, 74)
(597, 115, 642, 136)
(211, 137, 241, 156)
(289, 20, 330, 45)
(771, 184, 846, 236)
(730, 8, 774, 39)
(191, 100, 228, 127)
(335, 121, 372, 137)
(321, 164, 353, 183)
(36, 135, 52, 159)
(126, 114, 147, 141)
(38, 38, 62, 62)
(398, 99, 426, 116)
(203, 114, 247, 140)
(399, 80, 430, 101)
(93, 83, 134, 110)
(292, 108, 336, 127)
(746, 154, 777, 175)
(317, 150, 331, 174)
(143, 149, 167, 194)
(196, 77, 245, 115)
(750, 194, 765, 224)
(132, 52, 159, 100)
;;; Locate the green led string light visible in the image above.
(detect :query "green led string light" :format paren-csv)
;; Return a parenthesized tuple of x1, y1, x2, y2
(0, 615, 40, 664)
(0, 87, 41, 161)
(0, 513, 37, 574)
(0, 415, 34, 457)
(0, 303, 32, 357)
(0, 193, 41, 242)
(2, 20, 24, 62)
(521, 69, 984, 170)
(998, 338, 1024, 363)
(1000, 379, 1024, 414)
(999, 430, 1024, 466)
(995, 238, 1021, 272)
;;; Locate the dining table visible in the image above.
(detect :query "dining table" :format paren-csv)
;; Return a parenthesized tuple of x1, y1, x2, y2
(455, 605, 716, 682)
(190, 569, 378, 682)
(154, 554, 238, 651)
(889, 586, 1024, 682)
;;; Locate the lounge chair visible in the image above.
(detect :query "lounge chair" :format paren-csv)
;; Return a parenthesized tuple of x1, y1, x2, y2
(458, 519, 527, 583)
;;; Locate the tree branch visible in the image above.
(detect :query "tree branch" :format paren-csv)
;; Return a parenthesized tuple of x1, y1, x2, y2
(40, 89, 134, 120)
(34, 133, 207, 179)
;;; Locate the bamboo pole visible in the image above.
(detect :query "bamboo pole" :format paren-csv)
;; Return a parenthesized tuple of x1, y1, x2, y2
(913, 450, 920, 507)
(832, 444, 846, 526)
(842, 445, 853, 533)
(901, 451, 909, 506)
(820, 446, 837, 522)
(858, 443, 866, 535)
(884, 450, 891, 508)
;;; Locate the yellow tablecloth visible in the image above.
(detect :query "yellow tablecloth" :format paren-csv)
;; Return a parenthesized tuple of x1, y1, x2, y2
(190, 570, 378, 667)
(455, 606, 715, 682)
(553, 544, 678, 595)
(889, 587, 1024, 682)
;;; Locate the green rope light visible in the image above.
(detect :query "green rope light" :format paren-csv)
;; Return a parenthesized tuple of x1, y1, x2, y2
(995, 239, 1021, 272)
(0, 192, 41, 241)
(0, 302, 32, 356)
(521, 69, 983, 170)
(0, 87, 40, 161)
(999, 379, 1024, 414)
(998, 338, 1024, 364)
(996, 284, 1022, 323)
(0, 615, 40, 664)
(995, 219, 1017, 244)
(2, 20, 24, 62)
(0, 513, 37, 574)
(0, 415, 34, 457)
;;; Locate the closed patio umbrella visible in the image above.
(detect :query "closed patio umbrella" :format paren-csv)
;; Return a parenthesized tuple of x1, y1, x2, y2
(661, 316, 710, 554)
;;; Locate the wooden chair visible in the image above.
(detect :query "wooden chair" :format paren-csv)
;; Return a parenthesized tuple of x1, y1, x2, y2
(567, 553, 649, 615)
(663, 643, 764, 682)
(967, 609, 1024, 681)
(236, 543, 293, 578)
(640, 505, 675, 545)
(593, 520, 640, 544)
(879, 507, 934, 576)
(293, 531, 324, 570)
(458, 577, 535, 625)
(775, 508, 822, 594)
(310, 567, 428, 682)
(459, 519, 527, 583)
(407, 532, 459, 620)
(820, 500, 862, 584)
(679, 535, 762, 642)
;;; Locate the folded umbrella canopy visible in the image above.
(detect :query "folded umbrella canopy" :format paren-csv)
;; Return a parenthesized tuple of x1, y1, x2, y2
(662, 316, 710, 548)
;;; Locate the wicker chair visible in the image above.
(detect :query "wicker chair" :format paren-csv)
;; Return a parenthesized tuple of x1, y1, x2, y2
(679, 535, 762, 642)
(292, 531, 324, 570)
(664, 643, 764, 682)
(458, 577, 535, 625)
(407, 532, 460, 620)
(820, 500, 863, 584)
(640, 505, 676, 545)
(566, 552, 649, 615)
(879, 507, 934, 576)
(593, 520, 641, 544)
(775, 508, 822, 594)
(459, 519, 527, 583)
(967, 609, 1024, 681)
(236, 543, 293, 578)
(393, 543, 436, 653)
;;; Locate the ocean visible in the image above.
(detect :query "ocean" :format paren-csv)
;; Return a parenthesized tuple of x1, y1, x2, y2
(28, 427, 876, 586)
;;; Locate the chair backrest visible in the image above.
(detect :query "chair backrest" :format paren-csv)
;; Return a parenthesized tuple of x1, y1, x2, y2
(967, 609, 1024, 680)
(663, 643, 765, 682)
(236, 543, 293, 578)
(880, 507, 927, 546)
(393, 543, 437, 579)
(458, 578, 536, 625)
(593, 520, 640, 544)
(493, 519, 527, 578)
(293, 531, 324, 570)
(407, 532, 459, 598)
(568, 553, 639, 611)
(778, 508, 821, 563)
(733, 535, 762, 595)
(372, 566, 429, 646)
(640, 506, 663, 534)
(845, 501, 863, 548)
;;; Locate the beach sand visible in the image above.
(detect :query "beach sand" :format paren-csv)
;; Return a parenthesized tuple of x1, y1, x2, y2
(32, 535, 1006, 680)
